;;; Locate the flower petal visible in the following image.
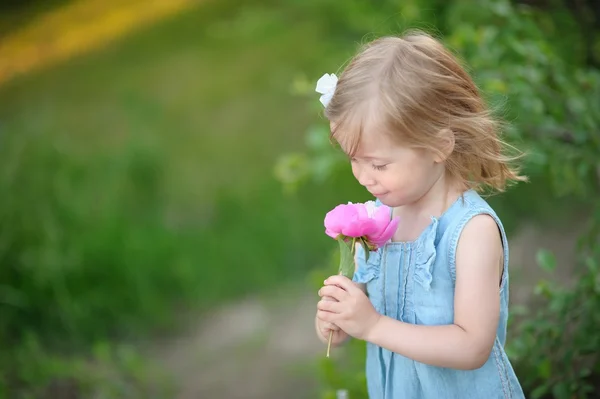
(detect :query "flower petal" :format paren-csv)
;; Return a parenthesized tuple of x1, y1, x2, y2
(371, 205, 392, 234)
(324, 204, 358, 235)
(342, 219, 377, 238)
(364, 200, 378, 218)
(325, 228, 339, 239)
(355, 203, 369, 220)
(369, 217, 400, 247)
(372, 205, 391, 224)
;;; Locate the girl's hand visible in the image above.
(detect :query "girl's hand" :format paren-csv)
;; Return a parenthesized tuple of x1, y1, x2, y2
(316, 296, 339, 335)
(317, 275, 381, 341)
(315, 296, 348, 346)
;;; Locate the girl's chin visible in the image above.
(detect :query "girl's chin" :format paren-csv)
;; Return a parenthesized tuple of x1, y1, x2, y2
(376, 193, 406, 208)
(374, 194, 393, 206)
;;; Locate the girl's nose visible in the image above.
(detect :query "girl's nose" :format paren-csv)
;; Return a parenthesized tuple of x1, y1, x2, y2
(354, 164, 375, 187)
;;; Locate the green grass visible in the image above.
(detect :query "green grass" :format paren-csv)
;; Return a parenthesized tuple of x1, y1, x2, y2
(0, 0, 72, 37)
(0, 0, 372, 354)
(0, 0, 374, 394)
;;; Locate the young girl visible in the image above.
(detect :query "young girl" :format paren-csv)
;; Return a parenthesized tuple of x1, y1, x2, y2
(314, 31, 527, 398)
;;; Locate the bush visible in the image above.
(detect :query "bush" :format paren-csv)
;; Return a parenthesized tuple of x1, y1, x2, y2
(277, 0, 600, 397)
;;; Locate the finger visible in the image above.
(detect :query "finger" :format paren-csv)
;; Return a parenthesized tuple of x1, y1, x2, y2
(319, 285, 348, 302)
(320, 321, 340, 332)
(317, 310, 335, 323)
(318, 299, 343, 313)
(325, 275, 357, 293)
(317, 291, 337, 301)
(318, 288, 338, 300)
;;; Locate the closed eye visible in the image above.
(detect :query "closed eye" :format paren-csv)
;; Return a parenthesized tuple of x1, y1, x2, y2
(372, 164, 387, 171)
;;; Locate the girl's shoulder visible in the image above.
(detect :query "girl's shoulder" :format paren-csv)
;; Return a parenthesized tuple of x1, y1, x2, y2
(441, 189, 502, 227)
(437, 189, 509, 282)
(437, 190, 506, 243)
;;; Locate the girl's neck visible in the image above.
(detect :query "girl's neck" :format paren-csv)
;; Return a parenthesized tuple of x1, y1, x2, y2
(391, 173, 462, 242)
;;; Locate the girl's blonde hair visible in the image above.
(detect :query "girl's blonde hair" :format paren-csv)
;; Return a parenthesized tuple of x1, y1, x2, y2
(324, 30, 527, 193)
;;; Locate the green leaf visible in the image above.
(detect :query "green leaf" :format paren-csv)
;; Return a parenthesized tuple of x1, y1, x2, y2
(360, 238, 370, 263)
(510, 304, 529, 316)
(551, 382, 571, 399)
(536, 249, 557, 272)
(337, 236, 355, 279)
(530, 385, 549, 399)
(585, 256, 598, 273)
(580, 368, 592, 378)
(538, 358, 551, 379)
(533, 279, 552, 298)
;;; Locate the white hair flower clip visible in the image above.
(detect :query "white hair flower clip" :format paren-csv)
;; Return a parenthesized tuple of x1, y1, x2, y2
(315, 73, 338, 107)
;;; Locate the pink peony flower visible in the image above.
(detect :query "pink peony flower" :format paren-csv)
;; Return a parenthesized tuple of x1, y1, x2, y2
(324, 201, 399, 249)
(321, 200, 399, 358)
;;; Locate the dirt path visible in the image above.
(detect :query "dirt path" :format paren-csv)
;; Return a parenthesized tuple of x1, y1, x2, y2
(150, 221, 583, 399)
(150, 289, 322, 399)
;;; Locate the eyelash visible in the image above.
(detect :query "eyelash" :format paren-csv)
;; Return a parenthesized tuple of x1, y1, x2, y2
(350, 158, 387, 171)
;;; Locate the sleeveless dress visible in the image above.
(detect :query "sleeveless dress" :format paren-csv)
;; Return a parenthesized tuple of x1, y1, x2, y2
(352, 189, 525, 398)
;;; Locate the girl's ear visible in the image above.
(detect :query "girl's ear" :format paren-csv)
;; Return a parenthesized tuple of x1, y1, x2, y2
(433, 128, 455, 163)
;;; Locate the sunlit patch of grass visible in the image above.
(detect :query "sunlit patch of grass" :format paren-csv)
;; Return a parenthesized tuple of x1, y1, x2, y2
(0, 0, 197, 86)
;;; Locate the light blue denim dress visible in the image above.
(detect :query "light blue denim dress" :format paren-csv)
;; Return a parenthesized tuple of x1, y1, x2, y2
(353, 190, 525, 398)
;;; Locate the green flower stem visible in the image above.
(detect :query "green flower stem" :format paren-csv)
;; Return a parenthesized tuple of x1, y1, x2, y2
(327, 236, 358, 358)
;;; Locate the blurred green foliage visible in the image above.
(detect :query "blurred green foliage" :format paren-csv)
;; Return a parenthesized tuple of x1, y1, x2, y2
(276, 0, 600, 398)
(0, 0, 369, 395)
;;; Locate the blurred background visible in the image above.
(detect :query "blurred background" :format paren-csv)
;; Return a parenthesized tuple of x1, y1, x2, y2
(0, 0, 599, 398)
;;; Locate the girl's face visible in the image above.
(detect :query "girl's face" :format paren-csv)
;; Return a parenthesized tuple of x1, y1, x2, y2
(335, 123, 446, 208)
